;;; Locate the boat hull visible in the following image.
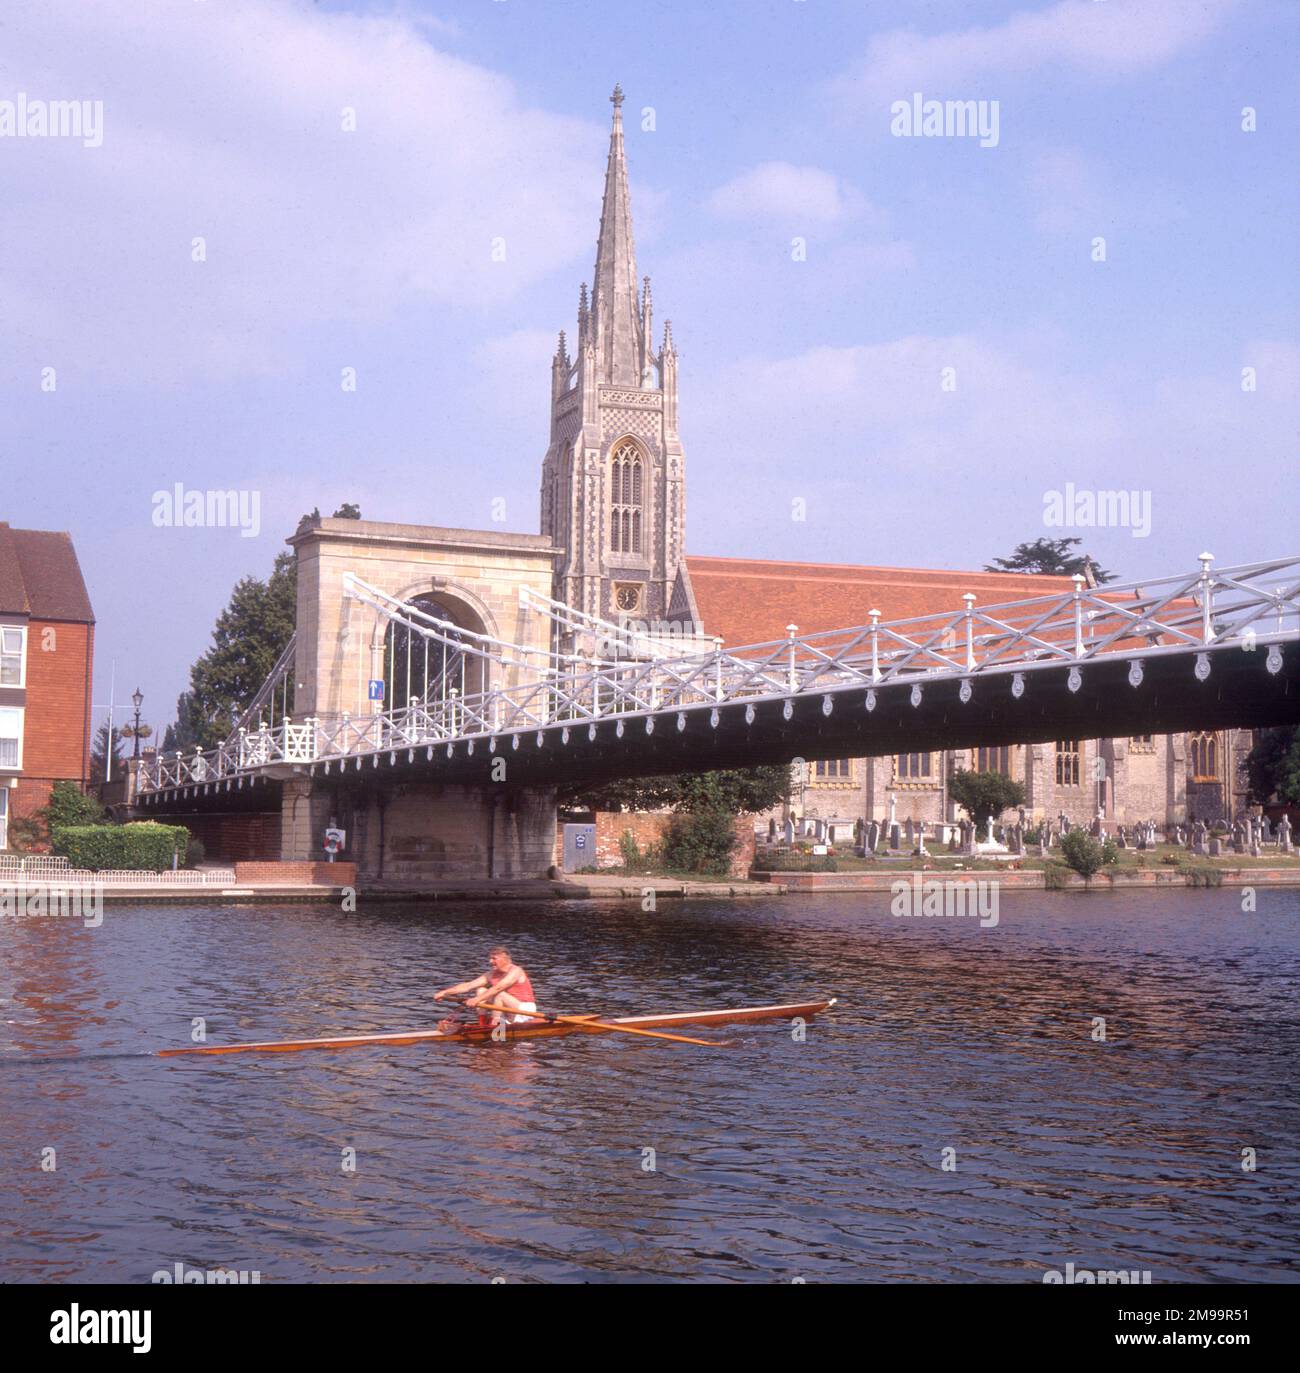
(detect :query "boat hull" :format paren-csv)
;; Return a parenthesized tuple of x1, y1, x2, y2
(156, 998, 835, 1057)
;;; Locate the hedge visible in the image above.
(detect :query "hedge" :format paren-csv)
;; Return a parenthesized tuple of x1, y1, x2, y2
(51, 822, 190, 872)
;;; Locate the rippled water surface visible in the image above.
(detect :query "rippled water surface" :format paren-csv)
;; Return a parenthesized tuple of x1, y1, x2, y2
(2, 889, 1298, 1283)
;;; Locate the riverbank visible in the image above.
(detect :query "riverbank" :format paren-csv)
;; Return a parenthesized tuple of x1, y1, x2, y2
(5, 863, 1299, 904)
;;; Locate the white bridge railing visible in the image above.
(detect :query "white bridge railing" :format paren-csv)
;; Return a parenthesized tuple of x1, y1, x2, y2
(138, 552, 1300, 794)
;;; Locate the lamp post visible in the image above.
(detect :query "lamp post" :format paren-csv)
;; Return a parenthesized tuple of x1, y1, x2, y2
(131, 688, 144, 761)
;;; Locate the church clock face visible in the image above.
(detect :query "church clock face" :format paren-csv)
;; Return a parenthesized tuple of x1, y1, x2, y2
(615, 584, 641, 613)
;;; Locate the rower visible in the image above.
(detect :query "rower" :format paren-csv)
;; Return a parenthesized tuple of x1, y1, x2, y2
(434, 947, 538, 1029)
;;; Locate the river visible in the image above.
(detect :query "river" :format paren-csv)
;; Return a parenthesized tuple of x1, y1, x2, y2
(2, 888, 1297, 1283)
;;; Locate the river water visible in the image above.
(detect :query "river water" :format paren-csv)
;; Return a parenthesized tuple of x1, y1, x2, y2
(2, 889, 1298, 1283)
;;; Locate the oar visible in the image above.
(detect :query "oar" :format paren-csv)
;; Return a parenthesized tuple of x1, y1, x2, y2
(473, 999, 729, 1049)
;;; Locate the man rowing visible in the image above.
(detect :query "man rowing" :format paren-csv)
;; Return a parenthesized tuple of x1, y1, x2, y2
(434, 947, 539, 1032)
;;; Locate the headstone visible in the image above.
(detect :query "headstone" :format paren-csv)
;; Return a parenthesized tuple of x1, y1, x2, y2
(1262, 817, 1273, 841)
(985, 817, 996, 846)
(782, 818, 795, 845)
(1010, 824, 1024, 856)
(1278, 815, 1293, 853)
(865, 820, 880, 854)
(1192, 822, 1209, 856)
(1231, 820, 1245, 854)
(889, 822, 901, 852)
(904, 817, 915, 849)
(917, 824, 930, 857)
(1116, 825, 1128, 848)
(1209, 837, 1223, 857)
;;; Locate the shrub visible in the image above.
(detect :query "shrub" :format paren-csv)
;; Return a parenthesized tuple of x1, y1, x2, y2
(43, 781, 105, 829)
(1058, 829, 1114, 880)
(659, 808, 737, 876)
(51, 822, 189, 872)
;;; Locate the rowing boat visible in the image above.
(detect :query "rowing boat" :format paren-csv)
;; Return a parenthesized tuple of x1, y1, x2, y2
(156, 998, 836, 1057)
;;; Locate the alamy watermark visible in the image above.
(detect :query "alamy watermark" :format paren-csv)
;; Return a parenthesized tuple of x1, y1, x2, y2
(1043, 483, 1151, 538)
(152, 484, 261, 538)
(890, 93, 999, 148)
(0, 94, 102, 148)
(0, 883, 102, 928)
(890, 875, 999, 927)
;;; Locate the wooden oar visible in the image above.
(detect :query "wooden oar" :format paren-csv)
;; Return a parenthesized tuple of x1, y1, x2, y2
(473, 999, 729, 1048)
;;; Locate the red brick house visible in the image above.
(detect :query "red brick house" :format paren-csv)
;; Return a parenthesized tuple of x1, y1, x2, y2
(0, 523, 95, 848)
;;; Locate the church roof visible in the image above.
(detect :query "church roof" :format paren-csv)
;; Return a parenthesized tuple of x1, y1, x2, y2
(684, 554, 1076, 647)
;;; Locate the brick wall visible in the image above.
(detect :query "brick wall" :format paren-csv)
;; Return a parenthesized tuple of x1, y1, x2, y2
(10, 619, 93, 828)
(567, 810, 756, 878)
(170, 811, 282, 862)
(234, 860, 357, 886)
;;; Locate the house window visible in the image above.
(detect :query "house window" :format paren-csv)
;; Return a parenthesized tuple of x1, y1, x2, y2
(610, 440, 643, 554)
(813, 759, 851, 780)
(975, 746, 1010, 775)
(0, 626, 24, 687)
(1190, 731, 1219, 783)
(1055, 740, 1080, 787)
(0, 708, 22, 769)
(896, 752, 932, 780)
(0, 788, 7, 848)
(1130, 733, 1155, 753)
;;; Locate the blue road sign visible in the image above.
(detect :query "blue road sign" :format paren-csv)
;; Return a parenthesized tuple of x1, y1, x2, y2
(368, 679, 385, 701)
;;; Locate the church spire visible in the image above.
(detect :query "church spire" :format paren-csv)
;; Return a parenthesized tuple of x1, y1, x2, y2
(591, 84, 642, 387)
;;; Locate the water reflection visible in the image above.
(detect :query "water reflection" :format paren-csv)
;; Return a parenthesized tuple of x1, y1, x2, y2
(1, 890, 1298, 1282)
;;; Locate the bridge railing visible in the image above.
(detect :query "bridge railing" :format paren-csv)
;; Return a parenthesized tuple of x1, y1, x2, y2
(137, 552, 1300, 793)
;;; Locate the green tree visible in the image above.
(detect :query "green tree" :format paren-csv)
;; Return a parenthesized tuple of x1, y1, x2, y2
(560, 766, 792, 878)
(42, 780, 106, 828)
(948, 768, 1027, 835)
(1058, 828, 1114, 881)
(984, 537, 1116, 584)
(559, 766, 791, 816)
(181, 551, 298, 749)
(89, 723, 124, 784)
(1245, 726, 1300, 806)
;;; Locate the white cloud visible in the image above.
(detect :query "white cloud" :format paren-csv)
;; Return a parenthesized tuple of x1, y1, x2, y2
(831, 0, 1238, 114)
(707, 162, 875, 226)
(0, 0, 607, 383)
(1028, 147, 1182, 236)
(686, 332, 1298, 567)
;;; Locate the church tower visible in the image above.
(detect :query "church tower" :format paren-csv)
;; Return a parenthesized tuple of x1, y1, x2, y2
(539, 86, 700, 634)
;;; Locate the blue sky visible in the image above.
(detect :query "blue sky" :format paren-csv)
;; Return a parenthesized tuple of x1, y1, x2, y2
(2, 0, 1296, 736)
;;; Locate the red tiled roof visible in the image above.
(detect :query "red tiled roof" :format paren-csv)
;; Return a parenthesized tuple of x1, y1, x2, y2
(685, 555, 1076, 647)
(0, 523, 95, 622)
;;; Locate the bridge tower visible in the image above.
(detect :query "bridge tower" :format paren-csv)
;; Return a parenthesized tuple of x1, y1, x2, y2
(539, 85, 700, 634)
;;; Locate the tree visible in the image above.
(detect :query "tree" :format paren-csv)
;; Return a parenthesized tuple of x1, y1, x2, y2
(985, 537, 1116, 584)
(559, 766, 791, 816)
(181, 551, 298, 749)
(1058, 829, 1115, 880)
(948, 768, 1027, 835)
(42, 780, 105, 828)
(559, 765, 792, 878)
(89, 723, 124, 784)
(1245, 726, 1300, 807)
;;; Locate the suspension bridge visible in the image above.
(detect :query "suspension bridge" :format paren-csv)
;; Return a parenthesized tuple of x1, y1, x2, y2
(138, 553, 1299, 822)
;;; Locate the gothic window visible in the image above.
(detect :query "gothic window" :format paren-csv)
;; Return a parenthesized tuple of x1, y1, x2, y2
(813, 759, 852, 781)
(1190, 731, 1219, 782)
(975, 746, 1010, 776)
(896, 753, 932, 780)
(610, 440, 643, 554)
(1055, 740, 1081, 787)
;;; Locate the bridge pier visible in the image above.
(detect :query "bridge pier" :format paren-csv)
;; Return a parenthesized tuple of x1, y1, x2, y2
(279, 776, 556, 881)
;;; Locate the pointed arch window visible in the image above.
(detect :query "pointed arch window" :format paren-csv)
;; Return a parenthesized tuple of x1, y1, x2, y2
(610, 440, 644, 554)
(1190, 731, 1219, 783)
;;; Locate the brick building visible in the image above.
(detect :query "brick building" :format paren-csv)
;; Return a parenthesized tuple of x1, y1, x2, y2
(0, 523, 95, 848)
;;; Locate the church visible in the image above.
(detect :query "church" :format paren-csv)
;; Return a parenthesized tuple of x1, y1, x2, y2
(531, 87, 1248, 839)
(280, 89, 1249, 876)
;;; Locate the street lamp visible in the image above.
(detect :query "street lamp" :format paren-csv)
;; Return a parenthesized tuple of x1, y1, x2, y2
(131, 687, 144, 760)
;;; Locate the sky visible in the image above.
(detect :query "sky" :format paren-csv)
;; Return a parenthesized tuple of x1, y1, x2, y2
(1, 0, 1297, 738)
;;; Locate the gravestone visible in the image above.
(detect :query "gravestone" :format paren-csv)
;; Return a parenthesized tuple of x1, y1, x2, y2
(1209, 837, 1223, 857)
(904, 818, 915, 850)
(1192, 822, 1209, 856)
(1278, 815, 1293, 853)
(889, 822, 901, 852)
(1010, 824, 1024, 856)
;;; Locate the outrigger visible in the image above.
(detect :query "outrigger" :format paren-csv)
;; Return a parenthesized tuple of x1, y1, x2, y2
(156, 998, 836, 1057)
